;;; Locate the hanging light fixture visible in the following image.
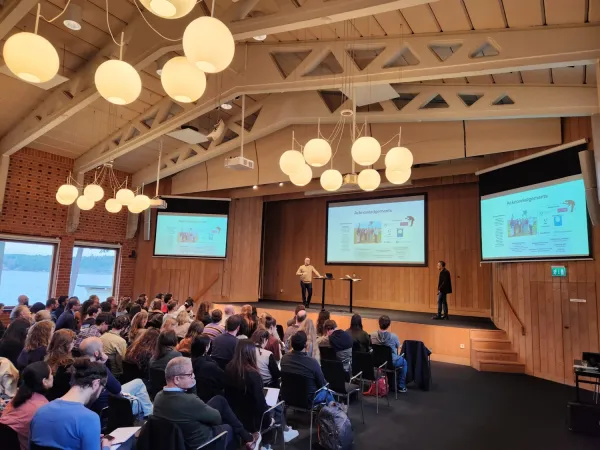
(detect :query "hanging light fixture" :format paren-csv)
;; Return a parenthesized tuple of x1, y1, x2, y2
(358, 169, 381, 191)
(303, 138, 332, 168)
(116, 188, 135, 205)
(83, 183, 104, 202)
(95, 33, 141, 105)
(320, 169, 343, 192)
(385, 146, 413, 170)
(161, 56, 207, 103)
(183, 16, 235, 73)
(105, 198, 122, 213)
(139, 0, 196, 19)
(289, 164, 312, 186)
(4, 5, 59, 83)
(56, 192, 72, 206)
(56, 183, 79, 205)
(76, 195, 94, 211)
(386, 167, 411, 185)
(351, 136, 381, 166)
(63, 2, 83, 31)
(279, 150, 305, 176)
(131, 194, 151, 211)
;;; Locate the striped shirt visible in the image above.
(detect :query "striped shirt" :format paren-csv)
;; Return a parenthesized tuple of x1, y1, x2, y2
(202, 323, 225, 340)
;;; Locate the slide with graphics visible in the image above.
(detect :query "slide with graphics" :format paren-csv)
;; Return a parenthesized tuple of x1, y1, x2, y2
(326, 195, 426, 265)
(154, 213, 228, 258)
(480, 175, 590, 260)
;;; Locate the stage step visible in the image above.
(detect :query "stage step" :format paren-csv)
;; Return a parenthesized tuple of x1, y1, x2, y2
(477, 360, 526, 374)
(470, 329, 507, 340)
(471, 338, 513, 351)
(472, 348, 519, 362)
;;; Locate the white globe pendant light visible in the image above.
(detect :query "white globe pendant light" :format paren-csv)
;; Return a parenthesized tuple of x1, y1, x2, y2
(116, 188, 135, 206)
(4, 32, 59, 83)
(320, 169, 343, 192)
(358, 169, 381, 191)
(351, 136, 381, 166)
(303, 138, 332, 167)
(161, 56, 207, 103)
(105, 198, 123, 213)
(83, 184, 104, 202)
(385, 146, 414, 170)
(57, 184, 79, 204)
(279, 150, 305, 176)
(131, 194, 151, 211)
(76, 195, 94, 211)
(140, 0, 195, 19)
(386, 167, 411, 185)
(183, 17, 235, 73)
(56, 192, 72, 206)
(128, 203, 145, 214)
(289, 164, 312, 187)
(95, 60, 142, 105)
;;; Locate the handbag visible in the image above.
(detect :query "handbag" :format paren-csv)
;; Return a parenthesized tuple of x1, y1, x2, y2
(363, 369, 389, 397)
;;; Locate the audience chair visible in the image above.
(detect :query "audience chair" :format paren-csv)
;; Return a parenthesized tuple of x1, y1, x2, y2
(352, 351, 390, 414)
(281, 371, 329, 449)
(211, 356, 230, 370)
(0, 422, 20, 450)
(136, 415, 186, 450)
(319, 345, 337, 361)
(321, 359, 364, 424)
(149, 367, 167, 400)
(258, 400, 286, 450)
(372, 344, 402, 400)
(107, 394, 135, 432)
(197, 430, 228, 449)
(121, 360, 145, 384)
(276, 324, 284, 341)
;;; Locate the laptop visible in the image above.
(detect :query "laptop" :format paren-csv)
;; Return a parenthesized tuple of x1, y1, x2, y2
(583, 352, 600, 368)
(325, 273, 334, 279)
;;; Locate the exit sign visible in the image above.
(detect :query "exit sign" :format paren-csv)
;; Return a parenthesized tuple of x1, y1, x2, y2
(551, 266, 567, 277)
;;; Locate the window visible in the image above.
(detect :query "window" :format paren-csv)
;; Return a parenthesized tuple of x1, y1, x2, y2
(0, 237, 57, 305)
(69, 244, 118, 300)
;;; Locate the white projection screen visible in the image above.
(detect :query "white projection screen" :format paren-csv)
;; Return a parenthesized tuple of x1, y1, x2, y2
(326, 195, 427, 266)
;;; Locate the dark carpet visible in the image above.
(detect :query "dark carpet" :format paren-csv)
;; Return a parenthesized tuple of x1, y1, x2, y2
(282, 362, 599, 450)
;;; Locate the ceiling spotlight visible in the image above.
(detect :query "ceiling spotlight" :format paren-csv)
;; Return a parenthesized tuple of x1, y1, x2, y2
(252, 185, 258, 190)
(279, 182, 284, 187)
(253, 35, 267, 41)
(156, 54, 171, 77)
(221, 103, 233, 110)
(63, 3, 83, 31)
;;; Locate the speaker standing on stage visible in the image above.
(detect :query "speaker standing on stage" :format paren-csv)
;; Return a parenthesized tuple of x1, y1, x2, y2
(296, 258, 322, 308)
(433, 261, 452, 320)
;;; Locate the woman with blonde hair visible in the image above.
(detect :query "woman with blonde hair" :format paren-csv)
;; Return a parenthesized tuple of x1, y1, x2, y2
(0, 357, 18, 414)
(129, 310, 148, 344)
(240, 304, 257, 337)
(34, 310, 51, 322)
(174, 309, 192, 338)
(299, 317, 320, 362)
(16, 320, 54, 371)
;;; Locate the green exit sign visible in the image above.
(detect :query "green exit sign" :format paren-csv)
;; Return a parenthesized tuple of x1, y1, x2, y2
(551, 266, 567, 277)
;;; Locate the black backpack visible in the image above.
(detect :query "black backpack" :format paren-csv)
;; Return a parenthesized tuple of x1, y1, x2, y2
(317, 401, 353, 449)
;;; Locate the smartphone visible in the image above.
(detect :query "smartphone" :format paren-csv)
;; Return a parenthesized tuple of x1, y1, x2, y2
(104, 435, 115, 442)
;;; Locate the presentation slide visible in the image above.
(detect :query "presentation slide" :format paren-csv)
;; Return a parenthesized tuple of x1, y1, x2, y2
(326, 195, 426, 265)
(154, 213, 228, 258)
(480, 175, 590, 261)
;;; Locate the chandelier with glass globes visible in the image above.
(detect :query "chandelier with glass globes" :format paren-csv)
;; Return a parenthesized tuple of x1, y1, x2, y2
(55, 163, 151, 214)
(279, 113, 414, 192)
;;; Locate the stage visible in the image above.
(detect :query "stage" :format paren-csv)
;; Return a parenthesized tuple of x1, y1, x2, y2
(214, 301, 499, 367)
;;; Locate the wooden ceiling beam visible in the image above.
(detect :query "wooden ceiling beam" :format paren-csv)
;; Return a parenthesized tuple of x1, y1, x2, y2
(0, 0, 38, 40)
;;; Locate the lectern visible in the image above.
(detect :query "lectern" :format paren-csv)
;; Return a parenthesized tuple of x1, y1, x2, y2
(314, 276, 334, 310)
(341, 276, 361, 313)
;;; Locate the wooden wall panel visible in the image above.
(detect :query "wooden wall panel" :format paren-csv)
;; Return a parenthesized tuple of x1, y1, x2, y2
(262, 181, 492, 317)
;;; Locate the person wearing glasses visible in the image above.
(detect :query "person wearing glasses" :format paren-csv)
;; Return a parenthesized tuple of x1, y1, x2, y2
(153, 357, 262, 450)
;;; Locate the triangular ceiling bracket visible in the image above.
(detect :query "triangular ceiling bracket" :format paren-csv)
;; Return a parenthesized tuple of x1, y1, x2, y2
(383, 46, 420, 68)
(428, 42, 462, 62)
(302, 51, 343, 77)
(492, 94, 515, 105)
(347, 46, 385, 71)
(419, 94, 449, 109)
(469, 40, 500, 59)
(270, 50, 311, 79)
(458, 93, 483, 107)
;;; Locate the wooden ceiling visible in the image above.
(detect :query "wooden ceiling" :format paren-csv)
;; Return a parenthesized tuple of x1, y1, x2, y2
(0, 0, 597, 173)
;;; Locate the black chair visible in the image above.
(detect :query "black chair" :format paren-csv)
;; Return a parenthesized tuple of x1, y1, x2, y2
(281, 371, 329, 449)
(149, 367, 167, 400)
(212, 356, 230, 370)
(372, 344, 402, 399)
(0, 423, 20, 450)
(276, 324, 284, 341)
(258, 400, 286, 450)
(107, 394, 135, 432)
(137, 415, 227, 450)
(121, 360, 144, 384)
(321, 359, 364, 424)
(319, 345, 337, 361)
(352, 351, 390, 414)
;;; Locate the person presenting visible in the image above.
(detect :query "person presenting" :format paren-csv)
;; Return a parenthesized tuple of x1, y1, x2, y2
(433, 261, 452, 320)
(296, 258, 322, 308)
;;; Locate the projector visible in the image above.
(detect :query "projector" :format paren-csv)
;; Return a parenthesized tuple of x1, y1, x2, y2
(149, 198, 167, 210)
(224, 156, 254, 170)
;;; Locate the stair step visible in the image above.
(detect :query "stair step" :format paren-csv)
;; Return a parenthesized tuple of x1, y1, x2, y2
(472, 348, 518, 362)
(478, 359, 526, 374)
(470, 329, 507, 340)
(471, 338, 513, 351)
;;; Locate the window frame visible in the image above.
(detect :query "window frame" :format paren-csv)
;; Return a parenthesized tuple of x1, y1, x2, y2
(71, 241, 121, 298)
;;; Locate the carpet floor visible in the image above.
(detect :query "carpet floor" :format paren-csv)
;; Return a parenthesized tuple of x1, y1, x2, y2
(281, 362, 599, 450)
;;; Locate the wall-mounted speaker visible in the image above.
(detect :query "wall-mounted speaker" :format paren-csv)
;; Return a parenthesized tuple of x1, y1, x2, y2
(578, 150, 600, 226)
(143, 208, 151, 241)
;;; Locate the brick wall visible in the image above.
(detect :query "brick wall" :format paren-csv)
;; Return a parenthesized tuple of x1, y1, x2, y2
(0, 148, 137, 299)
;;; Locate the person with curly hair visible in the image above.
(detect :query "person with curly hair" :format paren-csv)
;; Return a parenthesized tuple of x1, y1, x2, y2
(128, 310, 148, 344)
(17, 320, 54, 371)
(0, 357, 18, 415)
(176, 320, 204, 354)
(44, 329, 76, 401)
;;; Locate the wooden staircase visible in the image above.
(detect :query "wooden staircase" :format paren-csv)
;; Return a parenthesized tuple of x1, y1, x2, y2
(470, 330, 525, 374)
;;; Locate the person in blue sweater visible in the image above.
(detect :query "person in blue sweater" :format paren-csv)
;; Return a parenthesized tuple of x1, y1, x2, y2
(371, 315, 408, 393)
(30, 358, 113, 450)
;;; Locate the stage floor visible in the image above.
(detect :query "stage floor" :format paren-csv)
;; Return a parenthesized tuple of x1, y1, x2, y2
(255, 300, 496, 330)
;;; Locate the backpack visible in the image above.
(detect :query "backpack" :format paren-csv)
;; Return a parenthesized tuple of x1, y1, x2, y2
(317, 401, 354, 450)
(363, 369, 389, 397)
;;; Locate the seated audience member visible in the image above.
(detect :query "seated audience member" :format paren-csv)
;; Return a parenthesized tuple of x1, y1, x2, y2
(191, 336, 224, 402)
(283, 309, 306, 351)
(153, 356, 261, 450)
(30, 358, 112, 450)
(0, 318, 30, 367)
(55, 297, 81, 331)
(225, 340, 298, 444)
(79, 299, 93, 324)
(105, 296, 117, 315)
(299, 317, 320, 362)
(240, 305, 257, 337)
(88, 295, 100, 306)
(211, 315, 241, 367)
(178, 297, 196, 321)
(0, 357, 19, 414)
(197, 301, 212, 326)
(30, 302, 46, 315)
(147, 299, 164, 324)
(129, 310, 149, 344)
(251, 329, 280, 387)
(320, 320, 353, 373)
(100, 301, 112, 314)
(0, 303, 5, 338)
(52, 296, 68, 322)
(147, 315, 164, 330)
(9, 295, 29, 321)
(222, 305, 235, 325)
(316, 310, 330, 337)
(10, 305, 31, 324)
(44, 329, 76, 401)
(100, 315, 128, 375)
(237, 316, 250, 340)
(261, 315, 283, 362)
(174, 309, 192, 338)
(162, 300, 179, 323)
(124, 327, 160, 376)
(150, 330, 182, 372)
(80, 305, 99, 329)
(116, 296, 130, 317)
(287, 304, 306, 327)
(74, 312, 111, 350)
(371, 315, 408, 393)
(176, 320, 204, 354)
(128, 304, 142, 323)
(136, 293, 148, 309)
(348, 314, 371, 353)
(202, 309, 225, 340)
(281, 331, 333, 405)
(0, 361, 53, 449)
(161, 316, 177, 333)
(162, 293, 173, 313)
(34, 310, 52, 322)
(80, 337, 153, 417)
(17, 320, 54, 371)
(45, 298, 58, 316)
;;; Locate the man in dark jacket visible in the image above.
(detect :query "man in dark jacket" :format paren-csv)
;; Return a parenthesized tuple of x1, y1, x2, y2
(55, 297, 81, 331)
(321, 320, 353, 374)
(191, 336, 225, 402)
(433, 260, 452, 320)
